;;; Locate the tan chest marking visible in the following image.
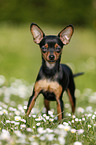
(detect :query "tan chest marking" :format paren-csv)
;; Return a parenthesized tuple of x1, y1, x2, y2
(35, 79, 62, 97)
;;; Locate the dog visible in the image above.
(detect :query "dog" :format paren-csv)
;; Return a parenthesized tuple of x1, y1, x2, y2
(26, 23, 83, 121)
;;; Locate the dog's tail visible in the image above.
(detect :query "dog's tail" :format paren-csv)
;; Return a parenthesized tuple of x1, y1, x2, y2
(73, 72, 84, 78)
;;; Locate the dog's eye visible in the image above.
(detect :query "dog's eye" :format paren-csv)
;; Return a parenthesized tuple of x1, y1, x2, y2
(56, 47, 61, 53)
(41, 46, 47, 53)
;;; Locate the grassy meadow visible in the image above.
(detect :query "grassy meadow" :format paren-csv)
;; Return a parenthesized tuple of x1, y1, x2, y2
(0, 24, 96, 145)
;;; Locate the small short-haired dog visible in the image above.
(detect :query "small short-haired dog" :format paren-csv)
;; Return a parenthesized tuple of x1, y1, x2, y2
(26, 23, 83, 121)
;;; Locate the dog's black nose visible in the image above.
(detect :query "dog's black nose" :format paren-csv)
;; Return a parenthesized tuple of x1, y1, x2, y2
(49, 55, 55, 60)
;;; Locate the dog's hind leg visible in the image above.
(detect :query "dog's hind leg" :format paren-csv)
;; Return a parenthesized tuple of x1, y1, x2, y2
(44, 99, 50, 114)
(67, 78, 76, 113)
(59, 98, 64, 118)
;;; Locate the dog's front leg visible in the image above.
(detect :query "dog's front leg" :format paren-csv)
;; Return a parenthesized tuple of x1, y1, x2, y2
(56, 97, 63, 121)
(26, 80, 43, 115)
(26, 90, 39, 116)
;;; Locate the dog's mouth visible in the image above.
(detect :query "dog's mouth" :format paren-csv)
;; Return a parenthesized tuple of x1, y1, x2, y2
(48, 60, 56, 63)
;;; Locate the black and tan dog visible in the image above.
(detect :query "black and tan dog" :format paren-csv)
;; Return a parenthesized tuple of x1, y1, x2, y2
(26, 23, 83, 121)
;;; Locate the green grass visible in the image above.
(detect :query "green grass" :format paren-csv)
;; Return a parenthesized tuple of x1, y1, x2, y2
(0, 79, 96, 145)
(0, 24, 96, 145)
(0, 24, 96, 90)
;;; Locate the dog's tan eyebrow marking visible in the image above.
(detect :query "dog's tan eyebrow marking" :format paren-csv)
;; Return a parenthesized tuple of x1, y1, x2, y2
(44, 43, 48, 48)
(55, 43, 59, 48)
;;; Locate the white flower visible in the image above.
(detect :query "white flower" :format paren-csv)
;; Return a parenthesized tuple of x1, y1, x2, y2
(63, 122, 69, 126)
(1, 103, 7, 109)
(58, 124, 71, 131)
(0, 106, 2, 110)
(54, 129, 67, 137)
(14, 116, 21, 121)
(11, 121, 16, 124)
(23, 105, 27, 110)
(72, 115, 76, 119)
(46, 128, 53, 133)
(94, 111, 96, 115)
(1, 129, 10, 141)
(68, 121, 71, 125)
(58, 136, 65, 145)
(42, 118, 46, 122)
(0, 75, 6, 86)
(48, 110, 53, 115)
(14, 122, 20, 125)
(71, 129, 76, 133)
(49, 118, 54, 122)
(21, 119, 26, 123)
(16, 138, 27, 144)
(35, 116, 43, 121)
(15, 110, 21, 116)
(54, 128, 59, 134)
(33, 126, 35, 129)
(3, 109, 8, 115)
(32, 114, 36, 118)
(36, 123, 41, 126)
(46, 116, 49, 120)
(18, 84, 28, 98)
(88, 125, 92, 128)
(43, 114, 46, 118)
(31, 142, 39, 145)
(87, 113, 92, 117)
(40, 136, 45, 141)
(73, 141, 82, 145)
(58, 124, 64, 129)
(86, 106, 93, 112)
(71, 120, 74, 123)
(78, 129, 84, 135)
(26, 128, 33, 132)
(82, 118, 85, 121)
(29, 136, 34, 142)
(0, 111, 3, 115)
(63, 125, 71, 131)
(67, 113, 71, 116)
(9, 107, 17, 112)
(92, 115, 95, 119)
(75, 118, 79, 122)
(77, 107, 84, 113)
(37, 127, 46, 134)
(89, 93, 96, 103)
(45, 134, 54, 141)
(14, 130, 24, 138)
(20, 124, 26, 129)
(6, 120, 11, 123)
(18, 105, 24, 113)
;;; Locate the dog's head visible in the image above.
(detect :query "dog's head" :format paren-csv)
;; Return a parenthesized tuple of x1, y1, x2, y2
(30, 23, 74, 63)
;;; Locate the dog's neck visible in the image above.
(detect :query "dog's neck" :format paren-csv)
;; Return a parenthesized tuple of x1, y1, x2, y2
(41, 56, 61, 77)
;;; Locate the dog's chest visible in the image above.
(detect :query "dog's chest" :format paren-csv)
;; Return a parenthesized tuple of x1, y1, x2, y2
(34, 79, 62, 97)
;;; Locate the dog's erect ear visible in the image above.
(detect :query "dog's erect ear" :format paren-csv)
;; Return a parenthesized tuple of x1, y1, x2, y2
(30, 23, 45, 44)
(58, 25, 74, 45)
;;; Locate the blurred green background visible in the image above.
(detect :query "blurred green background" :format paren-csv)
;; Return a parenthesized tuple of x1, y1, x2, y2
(0, 0, 96, 92)
(0, 0, 96, 27)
